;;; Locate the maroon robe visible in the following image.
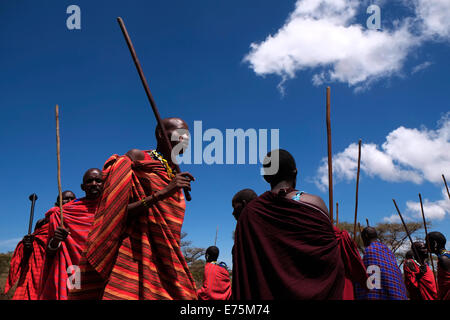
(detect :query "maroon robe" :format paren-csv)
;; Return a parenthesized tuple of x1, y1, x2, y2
(232, 191, 345, 300)
(334, 227, 367, 300)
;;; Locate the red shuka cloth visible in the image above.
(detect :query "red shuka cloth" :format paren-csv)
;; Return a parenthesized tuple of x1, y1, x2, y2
(403, 259, 437, 300)
(69, 151, 197, 300)
(4, 222, 48, 299)
(438, 261, 450, 300)
(232, 191, 345, 300)
(334, 227, 367, 300)
(197, 262, 232, 300)
(38, 198, 97, 300)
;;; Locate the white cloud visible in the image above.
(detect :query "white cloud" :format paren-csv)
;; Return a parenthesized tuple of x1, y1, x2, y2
(406, 188, 450, 221)
(315, 113, 450, 191)
(244, 0, 450, 91)
(414, 0, 450, 40)
(411, 61, 432, 74)
(383, 214, 401, 223)
(0, 238, 21, 252)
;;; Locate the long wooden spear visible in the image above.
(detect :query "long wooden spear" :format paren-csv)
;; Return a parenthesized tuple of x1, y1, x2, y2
(214, 226, 218, 246)
(326, 87, 333, 223)
(117, 17, 191, 201)
(28, 194, 38, 235)
(55, 105, 64, 227)
(443, 174, 450, 200)
(392, 199, 424, 265)
(419, 193, 437, 283)
(353, 139, 362, 241)
(336, 202, 339, 225)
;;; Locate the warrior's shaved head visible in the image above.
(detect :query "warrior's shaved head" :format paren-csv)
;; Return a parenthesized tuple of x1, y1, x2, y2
(206, 246, 219, 262)
(361, 227, 378, 247)
(426, 231, 447, 254)
(263, 149, 297, 186)
(232, 189, 257, 221)
(81, 168, 103, 199)
(155, 117, 189, 157)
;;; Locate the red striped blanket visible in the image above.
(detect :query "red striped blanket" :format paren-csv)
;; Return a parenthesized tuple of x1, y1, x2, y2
(69, 151, 197, 300)
(4, 222, 48, 299)
(38, 198, 98, 300)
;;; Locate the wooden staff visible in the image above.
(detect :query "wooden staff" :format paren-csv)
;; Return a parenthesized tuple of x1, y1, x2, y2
(214, 226, 218, 246)
(353, 139, 362, 241)
(392, 199, 423, 265)
(419, 193, 437, 283)
(443, 174, 450, 200)
(326, 87, 333, 223)
(117, 17, 191, 201)
(55, 105, 64, 227)
(357, 222, 362, 242)
(28, 194, 38, 235)
(366, 218, 369, 227)
(336, 202, 339, 225)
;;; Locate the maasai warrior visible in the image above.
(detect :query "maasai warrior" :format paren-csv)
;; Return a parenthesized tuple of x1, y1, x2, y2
(70, 118, 197, 300)
(334, 226, 367, 300)
(233, 149, 344, 299)
(403, 241, 437, 300)
(4, 191, 76, 300)
(355, 227, 407, 300)
(231, 189, 257, 221)
(39, 169, 103, 300)
(197, 246, 232, 300)
(426, 231, 450, 300)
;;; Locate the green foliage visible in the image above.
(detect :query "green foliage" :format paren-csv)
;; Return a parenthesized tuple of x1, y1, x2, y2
(337, 220, 429, 263)
(0, 252, 14, 300)
(180, 232, 207, 290)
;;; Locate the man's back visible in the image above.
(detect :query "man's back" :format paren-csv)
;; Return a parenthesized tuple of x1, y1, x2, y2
(355, 241, 407, 300)
(232, 191, 344, 300)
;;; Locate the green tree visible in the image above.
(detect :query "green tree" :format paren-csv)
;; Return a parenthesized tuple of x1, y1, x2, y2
(0, 252, 14, 300)
(180, 232, 206, 289)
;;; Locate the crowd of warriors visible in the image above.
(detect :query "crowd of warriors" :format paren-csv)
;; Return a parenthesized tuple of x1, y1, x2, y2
(3, 118, 450, 300)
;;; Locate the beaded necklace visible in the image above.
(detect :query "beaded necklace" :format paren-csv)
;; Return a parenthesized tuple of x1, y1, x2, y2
(150, 150, 175, 179)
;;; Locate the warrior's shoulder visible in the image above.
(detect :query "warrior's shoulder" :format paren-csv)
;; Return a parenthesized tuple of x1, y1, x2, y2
(125, 149, 146, 161)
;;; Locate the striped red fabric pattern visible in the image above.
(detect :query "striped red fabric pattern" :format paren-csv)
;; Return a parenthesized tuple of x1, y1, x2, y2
(38, 198, 98, 300)
(4, 222, 48, 300)
(70, 151, 197, 300)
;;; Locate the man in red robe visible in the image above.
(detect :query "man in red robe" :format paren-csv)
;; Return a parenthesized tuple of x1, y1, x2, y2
(197, 246, 232, 300)
(4, 191, 76, 300)
(39, 169, 103, 300)
(334, 226, 367, 300)
(233, 149, 344, 299)
(403, 241, 437, 300)
(426, 232, 450, 300)
(69, 118, 197, 300)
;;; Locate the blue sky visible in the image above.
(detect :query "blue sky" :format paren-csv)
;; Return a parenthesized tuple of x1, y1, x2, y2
(0, 0, 449, 268)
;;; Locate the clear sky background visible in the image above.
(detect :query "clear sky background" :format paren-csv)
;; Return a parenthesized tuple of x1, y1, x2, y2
(0, 0, 449, 268)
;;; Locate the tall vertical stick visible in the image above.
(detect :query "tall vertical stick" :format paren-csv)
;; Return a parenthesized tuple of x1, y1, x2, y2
(117, 17, 191, 201)
(393, 199, 423, 265)
(28, 194, 38, 235)
(419, 193, 437, 283)
(326, 87, 333, 223)
(336, 202, 339, 225)
(214, 226, 218, 246)
(55, 105, 64, 228)
(443, 174, 450, 200)
(366, 218, 369, 227)
(353, 139, 362, 241)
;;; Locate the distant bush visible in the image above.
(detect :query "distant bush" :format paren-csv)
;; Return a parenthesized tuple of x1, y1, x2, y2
(0, 252, 14, 300)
